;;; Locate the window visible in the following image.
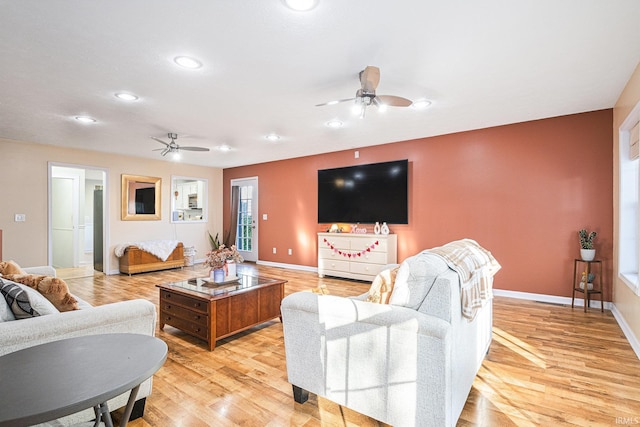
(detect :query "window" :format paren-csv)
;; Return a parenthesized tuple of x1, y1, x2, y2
(618, 101, 640, 295)
(171, 176, 208, 223)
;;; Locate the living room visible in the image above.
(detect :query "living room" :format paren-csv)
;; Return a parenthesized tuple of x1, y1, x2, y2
(1, 1, 640, 426)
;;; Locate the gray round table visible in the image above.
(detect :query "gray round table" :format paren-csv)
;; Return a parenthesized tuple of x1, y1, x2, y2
(0, 333, 167, 427)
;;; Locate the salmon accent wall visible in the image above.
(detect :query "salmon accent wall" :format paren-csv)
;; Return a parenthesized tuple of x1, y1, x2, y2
(223, 110, 613, 298)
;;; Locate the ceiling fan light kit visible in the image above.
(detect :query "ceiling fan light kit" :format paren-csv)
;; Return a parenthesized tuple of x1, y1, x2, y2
(317, 66, 414, 118)
(151, 132, 210, 159)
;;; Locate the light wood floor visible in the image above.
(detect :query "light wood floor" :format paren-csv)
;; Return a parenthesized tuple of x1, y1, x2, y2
(63, 263, 640, 426)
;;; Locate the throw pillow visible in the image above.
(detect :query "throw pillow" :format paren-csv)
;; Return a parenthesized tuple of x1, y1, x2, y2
(4, 274, 79, 312)
(0, 278, 41, 319)
(0, 260, 26, 276)
(366, 266, 399, 304)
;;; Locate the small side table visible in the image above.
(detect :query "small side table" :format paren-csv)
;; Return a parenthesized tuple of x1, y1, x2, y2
(571, 259, 604, 312)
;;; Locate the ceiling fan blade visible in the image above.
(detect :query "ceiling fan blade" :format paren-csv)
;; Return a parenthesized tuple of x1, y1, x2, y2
(359, 66, 380, 93)
(161, 148, 169, 156)
(315, 97, 356, 107)
(150, 136, 170, 147)
(180, 146, 210, 152)
(376, 95, 413, 107)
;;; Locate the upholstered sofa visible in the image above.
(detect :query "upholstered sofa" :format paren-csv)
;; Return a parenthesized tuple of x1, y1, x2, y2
(281, 240, 499, 427)
(0, 266, 157, 426)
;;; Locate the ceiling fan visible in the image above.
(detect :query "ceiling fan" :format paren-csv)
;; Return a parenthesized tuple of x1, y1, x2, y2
(316, 66, 413, 118)
(150, 133, 210, 158)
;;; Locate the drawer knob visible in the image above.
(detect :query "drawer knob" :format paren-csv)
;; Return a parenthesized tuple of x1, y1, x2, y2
(165, 304, 171, 310)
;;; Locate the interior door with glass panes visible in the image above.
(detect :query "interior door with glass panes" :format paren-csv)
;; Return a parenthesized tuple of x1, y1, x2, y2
(232, 177, 258, 262)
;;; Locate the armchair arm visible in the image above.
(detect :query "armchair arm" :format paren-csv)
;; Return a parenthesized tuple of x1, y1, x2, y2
(22, 265, 57, 277)
(281, 292, 453, 426)
(0, 299, 156, 356)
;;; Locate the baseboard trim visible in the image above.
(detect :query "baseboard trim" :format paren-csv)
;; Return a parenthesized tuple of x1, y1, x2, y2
(256, 260, 318, 273)
(492, 288, 612, 310)
(610, 304, 640, 360)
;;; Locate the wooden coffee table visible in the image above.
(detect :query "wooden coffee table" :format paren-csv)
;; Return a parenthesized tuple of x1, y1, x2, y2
(157, 273, 286, 350)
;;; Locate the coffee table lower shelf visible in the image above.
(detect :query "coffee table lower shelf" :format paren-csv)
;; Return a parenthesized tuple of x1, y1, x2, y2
(157, 276, 286, 351)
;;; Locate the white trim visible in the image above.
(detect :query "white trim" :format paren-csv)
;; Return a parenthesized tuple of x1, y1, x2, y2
(256, 260, 318, 273)
(492, 288, 611, 310)
(610, 303, 640, 360)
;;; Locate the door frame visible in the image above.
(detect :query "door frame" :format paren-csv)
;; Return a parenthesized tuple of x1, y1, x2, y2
(231, 177, 258, 262)
(48, 162, 110, 273)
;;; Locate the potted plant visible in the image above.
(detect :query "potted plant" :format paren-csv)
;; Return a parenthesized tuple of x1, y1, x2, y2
(578, 229, 597, 261)
(204, 244, 243, 282)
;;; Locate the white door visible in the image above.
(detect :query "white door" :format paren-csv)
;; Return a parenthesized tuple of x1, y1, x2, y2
(52, 177, 78, 268)
(232, 177, 258, 262)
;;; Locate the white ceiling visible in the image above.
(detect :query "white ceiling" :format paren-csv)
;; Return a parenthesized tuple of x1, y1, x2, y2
(1, 1, 639, 168)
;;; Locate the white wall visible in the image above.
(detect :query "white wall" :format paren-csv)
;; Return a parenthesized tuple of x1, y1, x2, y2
(0, 139, 223, 274)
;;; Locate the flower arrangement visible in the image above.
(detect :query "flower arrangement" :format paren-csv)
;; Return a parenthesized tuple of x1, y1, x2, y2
(578, 229, 597, 249)
(204, 244, 244, 270)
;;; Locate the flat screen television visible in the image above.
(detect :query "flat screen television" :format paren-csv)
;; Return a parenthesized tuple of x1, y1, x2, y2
(318, 159, 408, 224)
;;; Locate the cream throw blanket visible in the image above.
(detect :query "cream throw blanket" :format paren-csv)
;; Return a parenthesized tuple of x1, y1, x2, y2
(114, 240, 180, 262)
(427, 239, 501, 320)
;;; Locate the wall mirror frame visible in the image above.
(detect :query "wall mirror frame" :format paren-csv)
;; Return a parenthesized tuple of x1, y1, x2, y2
(121, 174, 162, 221)
(171, 175, 208, 223)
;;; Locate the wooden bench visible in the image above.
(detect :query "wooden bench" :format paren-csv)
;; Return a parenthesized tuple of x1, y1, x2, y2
(119, 242, 184, 275)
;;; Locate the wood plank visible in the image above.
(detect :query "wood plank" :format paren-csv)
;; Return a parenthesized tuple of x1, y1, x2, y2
(64, 263, 640, 427)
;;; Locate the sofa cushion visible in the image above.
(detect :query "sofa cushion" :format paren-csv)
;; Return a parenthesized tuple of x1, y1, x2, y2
(365, 266, 399, 304)
(0, 290, 16, 322)
(4, 274, 79, 312)
(388, 251, 450, 310)
(0, 278, 59, 319)
(0, 260, 26, 276)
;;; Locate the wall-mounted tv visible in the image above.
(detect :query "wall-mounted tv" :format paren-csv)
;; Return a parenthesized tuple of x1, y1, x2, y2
(318, 159, 408, 224)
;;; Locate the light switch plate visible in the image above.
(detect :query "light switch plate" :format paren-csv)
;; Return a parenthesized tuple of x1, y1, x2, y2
(15, 213, 26, 222)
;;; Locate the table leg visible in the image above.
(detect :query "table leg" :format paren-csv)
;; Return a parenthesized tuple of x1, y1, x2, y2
(118, 384, 141, 427)
(94, 402, 114, 427)
(583, 262, 590, 313)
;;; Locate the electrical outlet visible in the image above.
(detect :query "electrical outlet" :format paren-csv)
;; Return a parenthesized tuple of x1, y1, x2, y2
(288, 248, 292, 255)
(355, 150, 360, 159)
(272, 247, 277, 254)
(14, 213, 26, 222)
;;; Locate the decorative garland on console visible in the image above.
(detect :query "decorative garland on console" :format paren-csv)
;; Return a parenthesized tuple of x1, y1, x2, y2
(323, 238, 379, 258)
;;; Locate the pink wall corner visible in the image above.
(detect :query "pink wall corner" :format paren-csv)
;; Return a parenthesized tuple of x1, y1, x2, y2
(223, 109, 613, 299)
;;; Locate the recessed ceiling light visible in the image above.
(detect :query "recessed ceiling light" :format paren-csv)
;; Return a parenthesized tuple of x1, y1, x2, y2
(283, 0, 318, 11)
(75, 116, 96, 123)
(115, 92, 139, 101)
(265, 133, 281, 141)
(218, 144, 231, 152)
(326, 119, 343, 128)
(412, 99, 433, 110)
(174, 56, 203, 69)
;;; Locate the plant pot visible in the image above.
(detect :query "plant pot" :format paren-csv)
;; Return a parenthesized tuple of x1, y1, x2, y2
(580, 249, 596, 261)
(210, 268, 225, 283)
(579, 282, 594, 291)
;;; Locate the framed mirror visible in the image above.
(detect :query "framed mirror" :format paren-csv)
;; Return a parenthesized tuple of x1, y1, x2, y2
(171, 176, 208, 223)
(121, 174, 161, 220)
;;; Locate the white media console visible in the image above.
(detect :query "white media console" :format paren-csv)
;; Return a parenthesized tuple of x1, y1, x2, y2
(317, 232, 398, 281)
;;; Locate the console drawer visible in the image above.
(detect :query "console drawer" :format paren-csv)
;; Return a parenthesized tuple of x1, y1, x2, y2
(160, 290, 207, 314)
(350, 262, 386, 277)
(162, 303, 208, 326)
(161, 314, 208, 340)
